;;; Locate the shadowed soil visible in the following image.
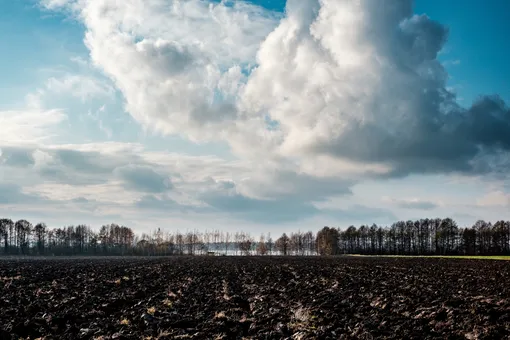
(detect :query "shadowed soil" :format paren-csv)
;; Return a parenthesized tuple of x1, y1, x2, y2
(0, 256, 509, 339)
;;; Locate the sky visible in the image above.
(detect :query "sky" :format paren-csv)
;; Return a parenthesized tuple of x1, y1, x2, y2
(1, 0, 509, 234)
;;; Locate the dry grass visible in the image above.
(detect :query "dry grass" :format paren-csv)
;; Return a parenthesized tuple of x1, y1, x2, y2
(162, 298, 173, 308)
(288, 305, 315, 332)
(214, 311, 227, 319)
(0, 275, 22, 281)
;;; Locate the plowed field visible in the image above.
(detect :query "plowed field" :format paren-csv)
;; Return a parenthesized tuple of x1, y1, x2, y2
(1, 257, 509, 339)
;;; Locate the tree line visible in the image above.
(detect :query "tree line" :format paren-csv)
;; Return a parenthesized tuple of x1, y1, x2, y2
(0, 217, 509, 256)
(316, 218, 510, 256)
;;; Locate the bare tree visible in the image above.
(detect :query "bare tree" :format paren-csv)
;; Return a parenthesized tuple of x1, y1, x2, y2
(256, 234, 267, 255)
(238, 232, 253, 256)
(275, 233, 290, 256)
(303, 231, 315, 255)
(2, 214, 510, 257)
(224, 232, 231, 255)
(0, 219, 13, 254)
(316, 227, 340, 256)
(34, 223, 47, 255)
(266, 232, 273, 255)
(15, 220, 32, 254)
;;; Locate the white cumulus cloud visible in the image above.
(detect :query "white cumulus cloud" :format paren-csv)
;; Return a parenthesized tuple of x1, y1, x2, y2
(40, 0, 510, 181)
(0, 109, 67, 145)
(27, 0, 510, 226)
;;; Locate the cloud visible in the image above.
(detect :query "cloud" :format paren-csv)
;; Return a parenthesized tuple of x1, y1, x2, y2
(133, 195, 208, 216)
(25, 59, 115, 110)
(70, 197, 95, 204)
(400, 200, 438, 211)
(56, 149, 114, 173)
(443, 59, 461, 67)
(14, 147, 128, 186)
(0, 142, 149, 187)
(477, 191, 510, 207)
(0, 147, 36, 167)
(40, 0, 510, 184)
(382, 196, 440, 211)
(198, 178, 355, 223)
(0, 182, 126, 225)
(201, 189, 320, 223)
(461, 96, 510, 151)
(86, 105, 113, 138)
(0, 183, 45, 205)
(2, 143, 352, 223)
(135, 195, 179, 210)
(40, 0, 72, 10)
(40, 0, 281, 141)
(45, 74, 115, 101)
(0, 109, 66, 145)
(114, 165, 172, 193)
(242, 2, 510, 178)
(20, 0, 510, 228)
(324, 205, 397, 225)
(234, 170, 352, 201)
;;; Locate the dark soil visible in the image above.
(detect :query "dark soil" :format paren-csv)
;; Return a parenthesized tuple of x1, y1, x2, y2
(0, 256, 509, 339)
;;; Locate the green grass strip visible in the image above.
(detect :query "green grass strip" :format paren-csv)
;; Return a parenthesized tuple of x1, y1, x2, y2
(346, 254, 510, 260)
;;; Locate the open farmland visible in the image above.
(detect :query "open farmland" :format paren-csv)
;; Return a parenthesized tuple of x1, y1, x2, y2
(1, 257, 509, 339)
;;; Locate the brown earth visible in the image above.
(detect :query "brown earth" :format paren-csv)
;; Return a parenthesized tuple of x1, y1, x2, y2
(0, 256, 509, 339)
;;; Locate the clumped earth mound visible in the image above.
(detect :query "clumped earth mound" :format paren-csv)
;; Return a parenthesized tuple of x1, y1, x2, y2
(0, 256, 509, 339)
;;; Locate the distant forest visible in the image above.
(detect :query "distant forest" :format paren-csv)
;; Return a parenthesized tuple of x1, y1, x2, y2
(0, 217, 509, 256)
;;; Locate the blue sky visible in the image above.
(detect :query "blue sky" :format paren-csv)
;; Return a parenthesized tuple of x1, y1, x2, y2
(414, 0, 510, 105)
(0, 0, 509, 233)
